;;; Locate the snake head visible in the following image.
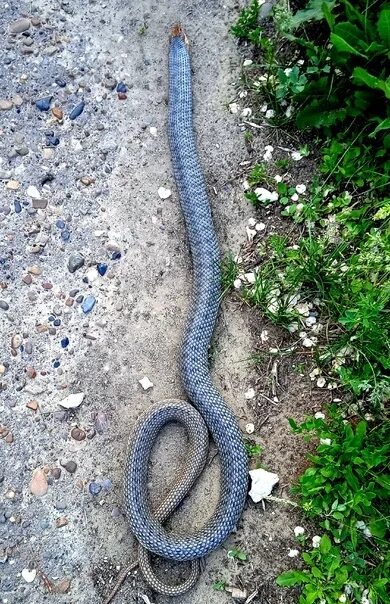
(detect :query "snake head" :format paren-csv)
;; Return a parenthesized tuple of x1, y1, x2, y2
(170, 23, 189, 47)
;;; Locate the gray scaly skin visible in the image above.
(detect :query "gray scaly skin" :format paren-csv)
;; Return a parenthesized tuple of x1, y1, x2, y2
(103, 24, 248, 603)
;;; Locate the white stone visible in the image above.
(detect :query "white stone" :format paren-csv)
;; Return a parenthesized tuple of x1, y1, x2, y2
(149, 127, 157, 136)
(265, 109, 275, 119)
(245, 422, 255, 434)
(302, 338, 314, 348)
(320, 438, 332, 446)
(59, 392, 85, 409)
(314, 412, 325, 419)
(255, 222, 266, 231)
(139, 376, 154, 390)
(288, 549, 299, 557)
(260, 330, 269, 343)
(26, 185, 41, 200)
(274, 174, 282, 183)
(248, 217, 257, 227)
(296, 184, 307, 194)
(249, 468, 279, 502)
(246, 226, 256, 242)
(233, 278, 242, 289)
(254, 187, 278, 203)
(21, 569, 36, 583)
(291, 151, 303, 161)
(244, 387, 255, 400)
(158, 187, 171, 200)
(241, 107, 252, 118)
(86, 268, 99, 283)
(291, 193, 299, 202)
(228, 102, 239, 114)
(243, 59, 253, 66)
(294, 526, 305, 536)
(245, 272, 256, 284)
(316, 377, 326, 388)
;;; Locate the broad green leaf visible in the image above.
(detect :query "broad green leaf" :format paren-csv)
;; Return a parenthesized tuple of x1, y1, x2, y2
(320, 534, 332, 554)
(369, 518, 388, 538)
(377, 7, 390, 46)
(353, 67, 390, 98)
(296, 102, 347, 128)
(330, 33, 367, 57)
(290, 0, 336, 29)
(276, 570, 308, 587)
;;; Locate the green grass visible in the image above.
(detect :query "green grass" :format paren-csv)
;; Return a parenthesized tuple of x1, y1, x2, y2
(228, 1, 390, 602)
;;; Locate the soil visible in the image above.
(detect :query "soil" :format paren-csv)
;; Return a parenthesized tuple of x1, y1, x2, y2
(0, 1, 322, 603)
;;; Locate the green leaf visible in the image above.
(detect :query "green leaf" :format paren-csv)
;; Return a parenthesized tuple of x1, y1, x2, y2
(369, 118, 390, 138)
(296, 102, 347, 128)
(330, 32, 367, 57)
(369, 518, 388, 539)
(276, 570, 308, 587)
(320, 534, 332, 554)
(377, 7, 390, 46)
(353, 67, 390, 99)
(290, 0, 336, 29)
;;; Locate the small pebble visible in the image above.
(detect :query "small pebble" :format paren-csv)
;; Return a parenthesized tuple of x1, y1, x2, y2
(68, 252, 84, 273)
(116, 82, 127, 93)
(30, 469, 48, 497)
(69, 101, 85, 120)
(81, 296, 96, 313)
(89, 482, 102, 496)
(36, 97, 52, 112)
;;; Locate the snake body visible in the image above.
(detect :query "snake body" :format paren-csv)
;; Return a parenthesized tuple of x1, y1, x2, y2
(105, 25, 248, 601)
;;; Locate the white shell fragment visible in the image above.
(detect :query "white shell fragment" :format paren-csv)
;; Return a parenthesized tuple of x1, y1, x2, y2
(59, 392, 85, 409)
(249, 468, 279, 502)
(21, 568, 37, 583)
(139, 376, 154, 390)
(158, 187, 171, 200)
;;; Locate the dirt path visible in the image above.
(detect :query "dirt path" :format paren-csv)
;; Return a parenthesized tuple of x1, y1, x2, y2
(1, 1, 307, 603)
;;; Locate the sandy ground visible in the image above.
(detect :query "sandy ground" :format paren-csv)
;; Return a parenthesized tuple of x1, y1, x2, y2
(0, 1, 312, 603)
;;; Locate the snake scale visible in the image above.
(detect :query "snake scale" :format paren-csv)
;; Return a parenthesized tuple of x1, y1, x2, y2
(103, 24, 248, 603)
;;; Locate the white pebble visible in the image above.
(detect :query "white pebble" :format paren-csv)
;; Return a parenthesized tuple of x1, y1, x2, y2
(233, 278, 242, 289)
(312, 535, 321, 548)
(59, 392, 85, 409)
(245, 272, 256, 284)
(255, 222, 266, 231)
(294, 526, 305, 536)
(314, 412, 325, 419)
(260, 330, 269, 343)
(149, 127, 157, 136)
(158, 187, 171, 200)
(229, 102, 239, 114)
(244, 387, 255, 400)
(316, 377, 326, 388)
(320, 438, 332, 446)
(139, 376, 154, 390)
(21, 569, 36, 583)
(247, 217, 257, 227)
(245, 422, 255, 434)
(26, 185, 41, 200)
(296, 184, 307, 194)
(241, 107, 252, 118)
(243, 59, 253, 67)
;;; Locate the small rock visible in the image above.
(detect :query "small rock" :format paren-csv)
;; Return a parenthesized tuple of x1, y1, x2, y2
(80, 176, 93, 186)
(67, 252, 84, 273)
(59, 392, 85, 409)
(56, 517, 68, 528)
(36, 96, 52, 112)
(158, 186, 171, 199)
(89, 482, 102, 496)
(81, 295, 96, 313)
(32, 198, 48, 209)
(71, 427, 86, 441)
(95, 412, 107, 434)
(26, 400, 38, 411)
(0, 300, 9, 311)
(11, 334, 23, 349)
(116, 81, 127, 93)
(52, 107, 64, 120)
(139, 376, 153, 390)
(245, 423, 255, 434)
(21, 568, 36, 583)
(30, 469, 48, 497)
(0, 100, 13, 111)
(97, 263, 107, 276)
(10, 18, 31, 33)
(63, 461, 77, 474)
(69, 101, 85, 120)
(6, 179, 20, 190)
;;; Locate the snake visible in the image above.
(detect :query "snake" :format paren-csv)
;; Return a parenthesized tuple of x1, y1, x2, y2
(103, 24, 248, 603)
